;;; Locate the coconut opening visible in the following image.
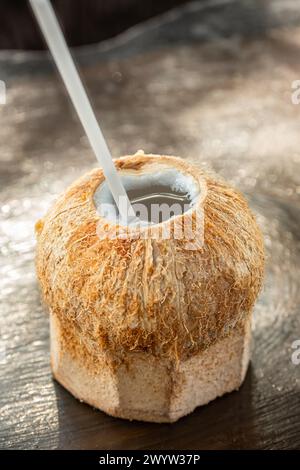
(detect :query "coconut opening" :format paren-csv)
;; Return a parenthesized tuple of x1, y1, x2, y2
(94, 167, 200, 226)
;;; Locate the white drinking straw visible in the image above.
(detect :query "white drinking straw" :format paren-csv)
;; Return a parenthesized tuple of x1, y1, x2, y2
(29, 0, 135, 222)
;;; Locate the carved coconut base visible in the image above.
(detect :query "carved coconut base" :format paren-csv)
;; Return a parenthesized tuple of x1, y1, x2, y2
(50, 314, 251, 423)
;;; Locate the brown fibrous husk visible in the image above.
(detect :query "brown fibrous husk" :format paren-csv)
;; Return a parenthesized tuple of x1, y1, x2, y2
(35, 153, 265, 370)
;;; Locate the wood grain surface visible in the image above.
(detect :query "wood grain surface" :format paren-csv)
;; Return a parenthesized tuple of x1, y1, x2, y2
(0, 0, 300, 449)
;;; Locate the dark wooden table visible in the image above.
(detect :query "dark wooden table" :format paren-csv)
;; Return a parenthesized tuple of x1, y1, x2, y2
(0, 0, 300, 449)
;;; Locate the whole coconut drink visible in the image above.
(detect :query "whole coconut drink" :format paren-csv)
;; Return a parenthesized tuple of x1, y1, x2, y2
(35, 151, 264, 422)
(32, 0, 264, 423)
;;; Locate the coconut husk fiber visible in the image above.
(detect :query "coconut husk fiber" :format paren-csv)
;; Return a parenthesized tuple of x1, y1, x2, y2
(35, 152, 265, 371)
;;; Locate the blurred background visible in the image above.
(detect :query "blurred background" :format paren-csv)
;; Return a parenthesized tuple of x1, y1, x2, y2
(1, 0, 190, 49)
(0, 0, 300, 450)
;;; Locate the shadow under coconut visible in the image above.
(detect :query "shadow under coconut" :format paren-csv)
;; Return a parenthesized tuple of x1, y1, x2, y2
(52, 365, 258, 450)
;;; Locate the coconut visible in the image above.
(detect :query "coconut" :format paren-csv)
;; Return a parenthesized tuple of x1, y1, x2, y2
(35, 152, 264, 422)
